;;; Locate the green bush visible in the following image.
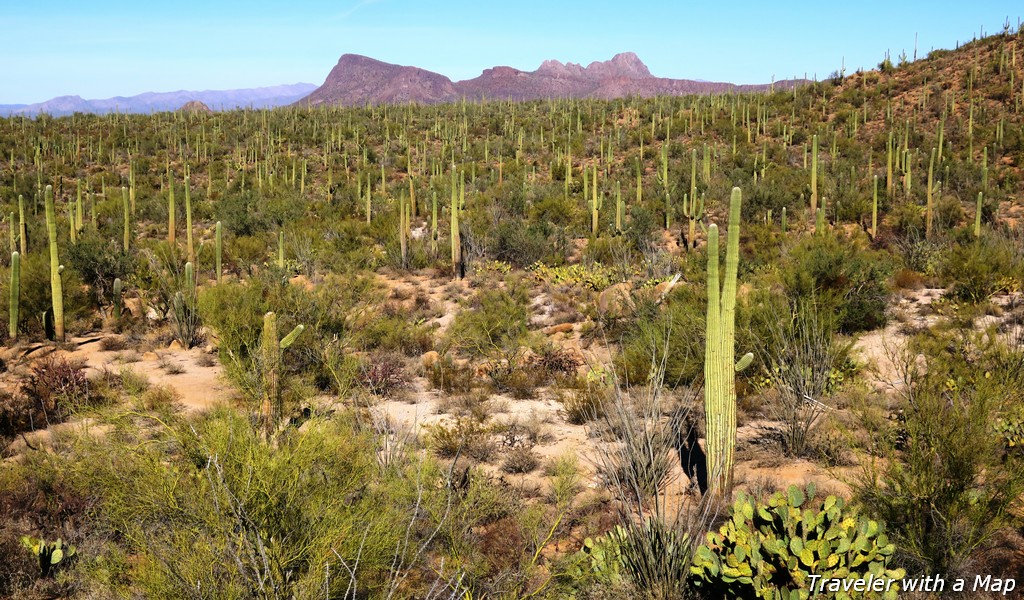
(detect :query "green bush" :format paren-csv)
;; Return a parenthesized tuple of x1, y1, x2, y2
(780, 233, 892, 333)
(940, 233, 1021, 302)
(444, 283, 529, 358)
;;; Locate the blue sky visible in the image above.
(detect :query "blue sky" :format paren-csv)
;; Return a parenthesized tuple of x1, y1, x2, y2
(1, 1, 1021, 104)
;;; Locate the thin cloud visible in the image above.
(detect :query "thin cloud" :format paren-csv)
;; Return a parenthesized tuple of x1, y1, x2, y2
(328, 0, 383, 22)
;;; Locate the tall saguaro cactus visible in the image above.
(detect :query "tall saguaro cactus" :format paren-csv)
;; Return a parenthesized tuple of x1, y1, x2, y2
(810, 134, 819, 217)
(704, 187, 752, 498)
(44, 186, 64, 342)
(9, 251, 19, 340)
(215, 221, 223, 284)
(260, 311, 305, 433)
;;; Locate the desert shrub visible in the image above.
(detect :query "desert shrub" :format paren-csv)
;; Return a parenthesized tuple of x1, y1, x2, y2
(356, 314, 433, 356)
(0, 253, 93, 339)
(853, 328, 1024, 576)
(427, 354, 475, 393)
(940, 232, 1022, 302)
(426, 417, 495, 461)
(560, 385, 607, 425)
(1, 406, 519, 597)
(64, 229, 137, 306)
(444, 283, 529, 358)
(501, 446, 539, 474)
(780, 233, 892, 333)
(12, 357, 93, 432)
(358, 352, 409, 397)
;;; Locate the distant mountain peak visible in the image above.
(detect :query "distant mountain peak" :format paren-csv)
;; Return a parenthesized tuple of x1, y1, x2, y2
(298, 53, 803, 107)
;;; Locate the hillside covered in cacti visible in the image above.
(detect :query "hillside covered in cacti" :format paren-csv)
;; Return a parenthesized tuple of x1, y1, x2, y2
(1, 24, 1024, 600)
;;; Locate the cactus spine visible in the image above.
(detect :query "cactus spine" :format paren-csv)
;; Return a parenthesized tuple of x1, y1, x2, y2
(9, 251, 19, 339)
(704, 187, 751, 497)
(44, 186, 64, 341)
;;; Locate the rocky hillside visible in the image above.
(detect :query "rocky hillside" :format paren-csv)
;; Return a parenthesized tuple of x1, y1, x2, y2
(298, 52, 804, 106)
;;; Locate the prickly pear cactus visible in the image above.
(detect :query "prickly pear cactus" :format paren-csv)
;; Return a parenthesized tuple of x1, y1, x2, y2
(690, 484, 904, 599)
(20, 536, 76, 577)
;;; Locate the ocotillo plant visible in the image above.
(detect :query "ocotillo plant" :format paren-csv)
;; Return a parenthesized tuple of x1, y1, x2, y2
(260, 311, 305, 433)
(215, 221, 223, 284)
(9, 251, 19, 340)
(704, 187, 752, 498)
(44, 185, 64, 342)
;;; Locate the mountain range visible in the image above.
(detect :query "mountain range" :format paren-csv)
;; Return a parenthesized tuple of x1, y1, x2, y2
(2, 53, 802, 117)
(0, 83, 318, 117)
(296, 52, 803, 106)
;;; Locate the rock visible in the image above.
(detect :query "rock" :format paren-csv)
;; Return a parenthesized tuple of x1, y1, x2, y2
(543, 323, 574, 335)
(421, 350, 440, 370)
(597, 282, 634, 317)
(168, 340, 184, 351)
(143, 351, 159, 361)
(124, 297, 143, 317)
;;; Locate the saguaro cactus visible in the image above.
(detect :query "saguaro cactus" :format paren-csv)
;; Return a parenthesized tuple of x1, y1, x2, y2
(810, 134, 819, 217)
(974, 192, 984, 238)
(926, 148, 936, 241)
(112, 277, 123, 323)
(168, 174, 176, 244)
(9, 251, 19, 339)
(871, 175, 879, 239)
(704, 187, 753, 497)
(185, 175, 195, 263)
(44, 186, 64, 342)
(121, 186, 130, 252)
(590, 165, 601, 237)
(215, 221, 223, 284)
(682, 192, 705, 250)
(260, 311, 305, 432)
